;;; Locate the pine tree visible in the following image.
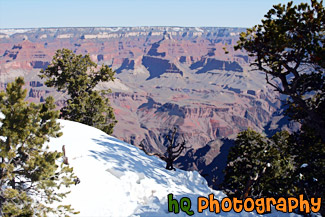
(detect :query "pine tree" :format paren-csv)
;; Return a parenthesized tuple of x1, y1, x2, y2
(235, 0, 325, 141)
(225, 1, 325, 214)
(39, 48, 117, 135)
(289, 127, 325, 215)
(222, 129, 295, 199)
(0, 77, 77, 216)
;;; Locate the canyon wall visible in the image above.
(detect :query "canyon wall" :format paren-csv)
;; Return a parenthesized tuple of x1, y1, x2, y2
(0, 27, 297, 186)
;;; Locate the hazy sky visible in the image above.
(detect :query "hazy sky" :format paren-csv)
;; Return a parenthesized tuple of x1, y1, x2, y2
(0, 0, 309, 29)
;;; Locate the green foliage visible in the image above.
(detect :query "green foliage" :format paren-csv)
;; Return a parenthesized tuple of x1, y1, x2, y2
(289, 127, 325, 212)
(40, 48, 117, 135)
(235, 0, 325, 140)
(222, 129, 295, 199)
(223, 128, 325, 215)
(223, 1, 325, 215)
(0, 77, 78, 216)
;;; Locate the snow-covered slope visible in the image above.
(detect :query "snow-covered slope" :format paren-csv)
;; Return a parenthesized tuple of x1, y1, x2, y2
(48, 120, 302, 217)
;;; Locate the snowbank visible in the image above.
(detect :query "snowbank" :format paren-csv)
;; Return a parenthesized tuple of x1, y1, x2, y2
(47, 120, 303, 217)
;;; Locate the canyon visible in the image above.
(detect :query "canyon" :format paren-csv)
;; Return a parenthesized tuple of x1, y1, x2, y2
(0, 27, 297, 186)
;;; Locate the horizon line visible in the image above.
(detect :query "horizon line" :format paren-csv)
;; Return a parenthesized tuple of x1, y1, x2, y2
(0, 25, 250, 30)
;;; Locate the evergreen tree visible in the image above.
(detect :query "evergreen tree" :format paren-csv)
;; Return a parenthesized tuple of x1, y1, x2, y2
(222, 129, 294, 199)
(224, 1, 325, 215)
(223, 128, 325, 215)
(0, 77, 77, 216)
(235, 0, 325, 141)
(289, 127, 325, 214)
(39, 48, 117, 135)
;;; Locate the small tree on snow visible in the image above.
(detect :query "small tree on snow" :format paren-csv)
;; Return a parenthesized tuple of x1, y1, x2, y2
(140, 127, 188, 170)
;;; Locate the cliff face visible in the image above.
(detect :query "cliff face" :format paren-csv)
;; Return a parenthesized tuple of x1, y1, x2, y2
(0, 27, 296, 187)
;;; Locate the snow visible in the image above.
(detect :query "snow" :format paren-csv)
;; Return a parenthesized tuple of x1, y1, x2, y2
(301, 163, 308, 168)
(0, 112, 4, 128)
(0, 28, 34, 36)
(47, 120, 303, 217)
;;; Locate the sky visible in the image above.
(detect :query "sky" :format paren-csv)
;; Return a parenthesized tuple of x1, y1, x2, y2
(0, 0, 309, 29)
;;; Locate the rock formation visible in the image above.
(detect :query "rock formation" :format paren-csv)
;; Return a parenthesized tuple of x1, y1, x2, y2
(0, 27, 298, 187)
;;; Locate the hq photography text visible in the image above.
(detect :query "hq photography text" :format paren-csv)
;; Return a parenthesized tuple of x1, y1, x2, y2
(167, 193, 321, 215)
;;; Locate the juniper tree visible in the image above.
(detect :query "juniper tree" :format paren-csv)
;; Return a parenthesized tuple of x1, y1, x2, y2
(0, 77, 77, 216)
(39, 48, 117, 135)
(235, 0, 325, 141)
